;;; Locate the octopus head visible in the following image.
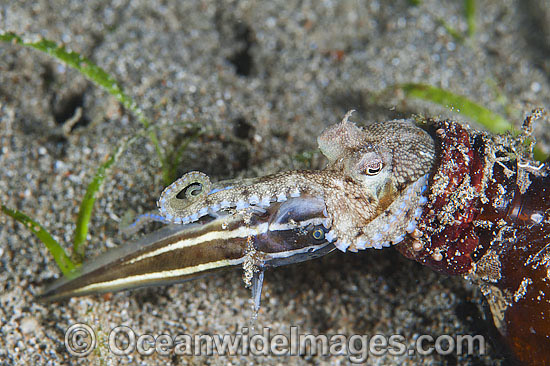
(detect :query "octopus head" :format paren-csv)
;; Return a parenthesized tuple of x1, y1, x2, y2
(318, 111, 436, 252)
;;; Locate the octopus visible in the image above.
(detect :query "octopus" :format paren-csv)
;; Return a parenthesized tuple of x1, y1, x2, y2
(41, 110, 550, 366)
(156, 110, 434, 252)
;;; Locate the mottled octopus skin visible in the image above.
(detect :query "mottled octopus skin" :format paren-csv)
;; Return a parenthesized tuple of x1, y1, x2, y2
(396, 117, 550, 366)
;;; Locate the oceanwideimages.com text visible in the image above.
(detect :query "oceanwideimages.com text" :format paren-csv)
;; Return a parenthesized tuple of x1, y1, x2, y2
(65, 324, 486, 362)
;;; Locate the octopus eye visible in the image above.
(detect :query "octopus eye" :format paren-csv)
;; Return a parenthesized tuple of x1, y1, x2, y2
(311, 227, 325, 241)
(364, 161, 383, 175)
(177, 182, 204, 200)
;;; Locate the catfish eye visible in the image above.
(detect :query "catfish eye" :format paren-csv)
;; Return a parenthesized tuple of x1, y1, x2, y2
(311, 227, 325, 241)
(365, 161, 383, 175)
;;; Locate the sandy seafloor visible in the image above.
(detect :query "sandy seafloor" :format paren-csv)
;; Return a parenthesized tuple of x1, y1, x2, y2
(1, 0, 550, 365)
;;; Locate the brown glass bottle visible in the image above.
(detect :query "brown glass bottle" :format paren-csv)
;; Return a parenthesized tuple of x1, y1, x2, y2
(397, 118, 550, 366)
